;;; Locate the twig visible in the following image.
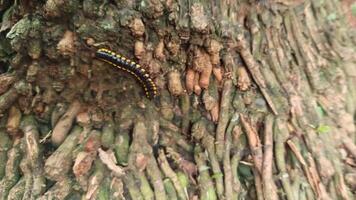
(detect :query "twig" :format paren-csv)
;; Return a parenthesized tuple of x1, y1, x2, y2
(239, 114, 263, 174)
(262, 115, 278, 200)
(215, 79, 233, 161)
(20, 115, 46, 198)
(194, 145, 217, 200)
(158, 149, 188, 200)
(0, 139, 22, 200)
(235, 29, 279, 115)
(287, 140, 319, 197)
(252, 168, 264, 200)
(274, 118, 295, 200)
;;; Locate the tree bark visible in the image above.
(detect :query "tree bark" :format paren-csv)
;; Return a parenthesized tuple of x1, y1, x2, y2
(0, 0, 355, 199)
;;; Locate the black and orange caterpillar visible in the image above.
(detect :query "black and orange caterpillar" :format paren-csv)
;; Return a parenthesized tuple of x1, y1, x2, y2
(95, 48, 157, 99)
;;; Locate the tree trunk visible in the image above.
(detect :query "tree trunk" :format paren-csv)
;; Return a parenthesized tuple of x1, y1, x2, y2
(0, 0, 355, 199)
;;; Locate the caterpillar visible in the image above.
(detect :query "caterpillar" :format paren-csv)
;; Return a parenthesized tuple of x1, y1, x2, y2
(95, 48, 157, 99)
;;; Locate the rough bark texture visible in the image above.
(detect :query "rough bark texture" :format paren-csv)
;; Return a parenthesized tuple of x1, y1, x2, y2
(0, 0, 355, 199)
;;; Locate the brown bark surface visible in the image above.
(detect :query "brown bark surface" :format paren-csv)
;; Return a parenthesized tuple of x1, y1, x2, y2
(0, 0, 355, 199)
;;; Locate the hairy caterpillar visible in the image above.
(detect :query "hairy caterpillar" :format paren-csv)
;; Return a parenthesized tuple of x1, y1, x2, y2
(95, 48, 157, 99)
